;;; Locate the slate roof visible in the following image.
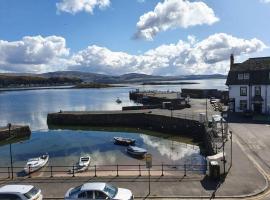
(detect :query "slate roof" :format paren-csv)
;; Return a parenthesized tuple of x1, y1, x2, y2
(226, 57, 270, 85)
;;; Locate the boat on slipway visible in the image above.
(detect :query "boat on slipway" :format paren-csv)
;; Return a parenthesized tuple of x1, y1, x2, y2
(24, 154, 49, 174)
(69, 155, 91, 173)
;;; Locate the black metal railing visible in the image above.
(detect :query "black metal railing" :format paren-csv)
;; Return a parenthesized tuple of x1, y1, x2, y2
(0, 163, 207, 179)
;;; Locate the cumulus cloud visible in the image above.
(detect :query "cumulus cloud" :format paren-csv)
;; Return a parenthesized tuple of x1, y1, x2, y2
(134, 0, 219, 40)
(260, 0, 270, 3)
(70, 33, 266, 75)
(0, 35, 71, 73)
(0, 33, 267, 75)
(56, 0, 110, 15)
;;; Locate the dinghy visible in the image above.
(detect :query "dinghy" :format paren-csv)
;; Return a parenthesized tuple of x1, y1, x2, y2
(114, 137, 136, 146)
(69, 155, 91, 173)
(24, 154, 49, 174)
(127, 146, 147, 157)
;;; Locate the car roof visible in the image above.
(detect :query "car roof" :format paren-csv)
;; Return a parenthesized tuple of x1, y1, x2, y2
(81, 183, 106, 191)
(0, 185, 33, 194)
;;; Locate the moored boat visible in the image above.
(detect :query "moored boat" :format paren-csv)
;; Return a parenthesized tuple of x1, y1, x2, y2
(127, 146, 147, 157)
(116, 98, 122, 104)
(24, 153, 49, 174)
(69, 155, 91, 173)
(114, 137, 136, 146)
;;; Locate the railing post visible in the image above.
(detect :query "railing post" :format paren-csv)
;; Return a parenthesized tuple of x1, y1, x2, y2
(28, 166, 31, 178)
(184, 164, 186, 177)
(94, 165, 97, 177)
(7, 167, 10, 178)
(72, 165, 75, 177)
(139, 164, 141, 176)
(161, 163, 164, 176)
(50, 166, 53, 178)
(116, 164, 119, 177)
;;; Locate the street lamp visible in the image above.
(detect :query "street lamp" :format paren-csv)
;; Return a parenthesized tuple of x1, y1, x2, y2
(8, 123, 14, 179)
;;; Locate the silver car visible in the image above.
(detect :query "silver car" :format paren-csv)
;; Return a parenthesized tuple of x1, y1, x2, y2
(64, 182, 134, 200)
(0, 185, 42, 200)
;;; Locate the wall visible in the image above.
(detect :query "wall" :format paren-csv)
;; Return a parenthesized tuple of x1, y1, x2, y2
(229, 85, 249, 112)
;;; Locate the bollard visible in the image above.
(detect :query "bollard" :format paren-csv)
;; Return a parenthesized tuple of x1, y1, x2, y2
(161, 163, 164, 176)
(139, 164, 141, 176)
(94, 165, 97, 177)
(116, 165, 119, 177)
(72, 165, 75, 177)
(184, 164, 186, 177)
(7, 167, 10, 178)
(28, 166, 31, 178)
(50, 166, 53, 178)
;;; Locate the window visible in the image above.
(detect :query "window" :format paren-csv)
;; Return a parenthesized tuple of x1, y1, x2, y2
(240, 87, 247, 96)
(244, 73, 250, 80)
(255, 86, 261, 96)
(0, 194, 21, 200)
(240, 100, 247, 111)
(238, 73, 244, 80)
(95, 191, 107, 199)
(78, 191, 93, 199)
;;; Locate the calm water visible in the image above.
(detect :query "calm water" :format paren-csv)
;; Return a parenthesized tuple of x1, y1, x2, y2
(0, 79, 226, 167)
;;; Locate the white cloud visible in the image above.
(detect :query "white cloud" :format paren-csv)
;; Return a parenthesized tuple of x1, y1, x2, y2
(0, 35, 71, 73)
(134, 0, 219, 40)
(260, 0, 270, 3)
(0, 33, 267, 75)
(70, 33, 267, 75)
(56, 0, 110, 15)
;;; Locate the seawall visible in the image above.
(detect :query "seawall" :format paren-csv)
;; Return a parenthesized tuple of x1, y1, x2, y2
(0, 125, 31, 141)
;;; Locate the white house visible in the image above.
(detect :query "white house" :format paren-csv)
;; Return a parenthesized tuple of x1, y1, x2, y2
(226, 54, 270, 114)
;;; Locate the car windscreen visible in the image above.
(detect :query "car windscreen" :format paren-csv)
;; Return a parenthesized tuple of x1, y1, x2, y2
(103, 184, 118, 198)
(24, 187, 39, 199)
(70, 185, 82, 196)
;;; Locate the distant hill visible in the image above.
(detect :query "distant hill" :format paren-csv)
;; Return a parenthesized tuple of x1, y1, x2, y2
(0, 71, 227, 87)
(0, 74, 82, 88)
(39, 71, 227, 83)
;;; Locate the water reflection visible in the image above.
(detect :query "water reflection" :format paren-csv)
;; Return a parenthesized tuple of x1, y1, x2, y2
(0, 130, 204, 167)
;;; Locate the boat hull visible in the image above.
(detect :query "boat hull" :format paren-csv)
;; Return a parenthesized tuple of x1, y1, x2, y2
(24, 155, 49, 174)
(114, 137, 135, 146)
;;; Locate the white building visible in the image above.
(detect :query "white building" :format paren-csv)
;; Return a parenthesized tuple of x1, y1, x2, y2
(226, 55, 270, 114)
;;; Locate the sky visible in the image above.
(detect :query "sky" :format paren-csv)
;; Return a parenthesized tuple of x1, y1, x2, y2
(0, 0, 270, 75)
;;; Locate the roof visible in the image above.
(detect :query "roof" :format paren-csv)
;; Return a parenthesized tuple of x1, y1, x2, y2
(81, 183, 106, 191)
(226, 57, 270, 85)
(0, 185, 33, 193)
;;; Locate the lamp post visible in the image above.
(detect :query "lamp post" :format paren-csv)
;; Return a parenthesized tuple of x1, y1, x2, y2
(8, 123, 14, 179)
(230, 130, 232, 168)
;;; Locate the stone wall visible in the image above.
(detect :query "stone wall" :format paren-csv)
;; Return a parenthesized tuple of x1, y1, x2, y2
(0, 125, 31, 141)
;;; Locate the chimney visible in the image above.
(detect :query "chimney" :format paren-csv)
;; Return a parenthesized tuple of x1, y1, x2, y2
(230, 54, 234, 67)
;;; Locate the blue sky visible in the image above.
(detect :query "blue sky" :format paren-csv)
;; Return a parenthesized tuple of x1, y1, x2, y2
(0, 0, 270, 75)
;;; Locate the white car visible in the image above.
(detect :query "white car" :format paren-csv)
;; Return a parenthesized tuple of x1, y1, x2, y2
(65, 182, 134, 200)
(0, 185, 42, 200)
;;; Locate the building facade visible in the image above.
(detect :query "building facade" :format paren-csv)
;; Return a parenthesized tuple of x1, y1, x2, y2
(226, 55, 270, 114)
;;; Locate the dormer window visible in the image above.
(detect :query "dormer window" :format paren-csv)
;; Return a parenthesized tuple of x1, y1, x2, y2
(244, 73, 249, 80)
(238, 73, 243, 80)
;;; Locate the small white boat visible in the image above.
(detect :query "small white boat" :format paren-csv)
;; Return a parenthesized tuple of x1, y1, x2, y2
(24, 154, 49, 174)
(116, 98, 122, 104)
(127, 146, 147, 158)
(69, 155, 91, 173)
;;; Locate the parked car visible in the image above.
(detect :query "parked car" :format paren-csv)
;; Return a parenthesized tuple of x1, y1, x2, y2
(64, 182, 134, 200)
(0, 185, 42, 200)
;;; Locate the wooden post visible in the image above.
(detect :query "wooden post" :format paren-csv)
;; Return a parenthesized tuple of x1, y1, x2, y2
(184, 164, 186, 176)
(139, 164, 141, 176)
(72, 165, 75, 177)
(116, 165, 119, 177)
(28, 166, 31, 178)
(161, 163, 164, 176)
(94, 165, 97, 177)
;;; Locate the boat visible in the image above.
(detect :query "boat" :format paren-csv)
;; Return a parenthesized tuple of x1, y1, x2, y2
(114, 137, 136, 146)
(69, 155, 91, 173)
(127, 146, 147, 157)
(24, 153, 49, 174)
(116, 98, 122, 104)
